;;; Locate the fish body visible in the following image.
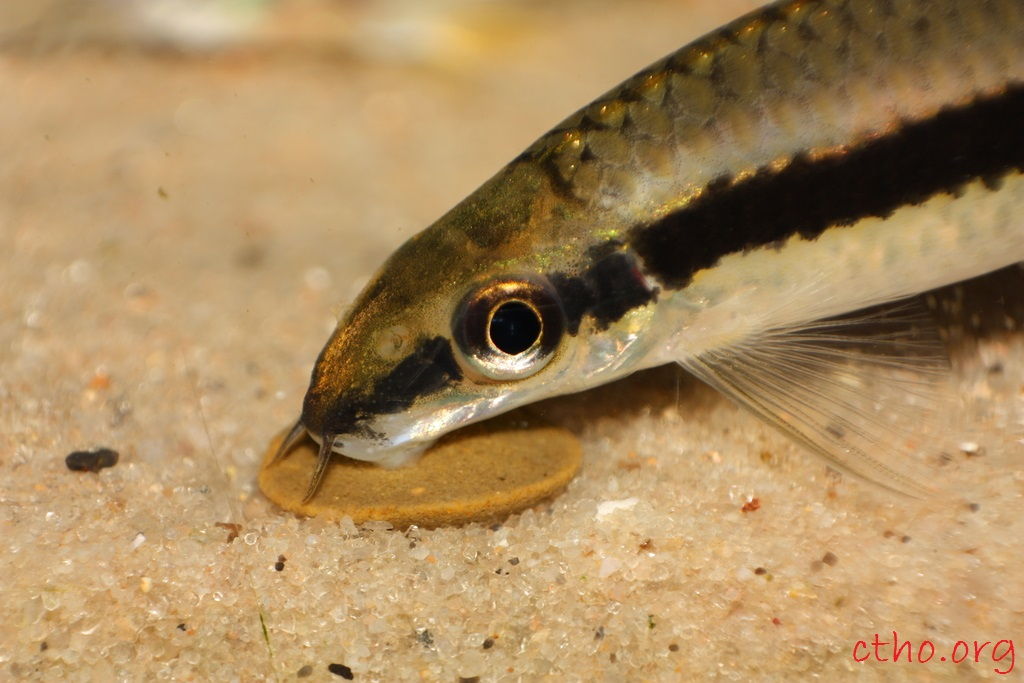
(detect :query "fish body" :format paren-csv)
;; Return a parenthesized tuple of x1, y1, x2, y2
(278, 0, 1024, 501)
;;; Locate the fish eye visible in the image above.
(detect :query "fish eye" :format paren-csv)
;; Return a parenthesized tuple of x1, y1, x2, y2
(453, 277, 564, 381)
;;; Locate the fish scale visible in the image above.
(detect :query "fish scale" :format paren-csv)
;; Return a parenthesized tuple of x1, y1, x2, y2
(524, 0, 1020, 220)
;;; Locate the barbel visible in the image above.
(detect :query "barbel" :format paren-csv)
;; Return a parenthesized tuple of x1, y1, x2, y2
(275, 0, 1024, 502)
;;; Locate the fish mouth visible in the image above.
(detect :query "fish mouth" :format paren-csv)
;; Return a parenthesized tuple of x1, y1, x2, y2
(270, 419, 337, 502)
(271, 419, 434, 502)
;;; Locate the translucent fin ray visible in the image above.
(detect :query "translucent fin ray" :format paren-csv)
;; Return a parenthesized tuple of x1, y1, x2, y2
(680, 301, 957, 497)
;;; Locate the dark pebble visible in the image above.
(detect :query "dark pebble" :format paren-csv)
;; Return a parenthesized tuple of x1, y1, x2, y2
(296, 665, 313, 678)
(968, 503, 981, 512)
(39, 641, 48, 652)
(458, 678, 480, 683)
(482, 638, 494, 650)
(176, 623, 186, 632)
(65, 448, 119, 473)
(417, 629, 434, 646)
(508, 557, 520, 565)
(822, 552, 838, 566)
(328, 663, 354, 679)
(668, 643, 679, 652)
(754, 567, 767, 575)
(275, 554, 287, 572)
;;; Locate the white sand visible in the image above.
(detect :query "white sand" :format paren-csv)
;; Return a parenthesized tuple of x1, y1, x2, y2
(2, 1, 1022, 679)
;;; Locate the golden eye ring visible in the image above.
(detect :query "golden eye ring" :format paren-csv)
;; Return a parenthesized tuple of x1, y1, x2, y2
(452, 277, 564, 381)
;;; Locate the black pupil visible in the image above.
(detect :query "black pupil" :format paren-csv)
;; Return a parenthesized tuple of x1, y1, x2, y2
(489, 301, 541, 355)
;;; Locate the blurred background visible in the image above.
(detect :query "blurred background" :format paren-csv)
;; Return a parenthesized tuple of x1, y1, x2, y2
(0, 0, 760, 415)
(0, 0, 759, 313)
(2, 0, 570, 58)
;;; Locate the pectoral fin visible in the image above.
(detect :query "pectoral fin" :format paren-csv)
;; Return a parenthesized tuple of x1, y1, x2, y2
(681, 302, 957, 497)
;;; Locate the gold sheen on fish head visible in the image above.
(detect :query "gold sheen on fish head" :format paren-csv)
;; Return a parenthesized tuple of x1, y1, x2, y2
(277, 162, 662, 500)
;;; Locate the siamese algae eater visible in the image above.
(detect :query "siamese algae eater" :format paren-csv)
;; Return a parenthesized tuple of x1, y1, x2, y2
(275, 0, 1024, 502)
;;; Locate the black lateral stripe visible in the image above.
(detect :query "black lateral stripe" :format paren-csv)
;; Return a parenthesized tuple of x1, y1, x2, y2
(550, 251, 658, 335)
(631, 83, 1024, 290)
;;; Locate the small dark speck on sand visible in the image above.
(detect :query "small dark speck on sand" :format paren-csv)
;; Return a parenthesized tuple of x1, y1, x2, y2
(901, 535, 911, 544)
(968, 503, 981, 512)
(822, 552, 839, 566)
(328, 663, 354, 679)
(176, 623, 186, 632)
(741, 497, 761, 513)
(508, 557, 519, 565)
(65, 448, 119, 473)
(459, 677, 481, 683)
(39, 641, 48, 652)
(482, 638, 494, 650)
(417, 629, 434, 646)
(234, 243, 267, 269)
(214, 522, 241, 543)
(754, 567, 767, 575)
(668, 643, 679, 652)
(594, 625, 605, 640)
(296, 665, 313, 678)
(275, 554, 287, 572)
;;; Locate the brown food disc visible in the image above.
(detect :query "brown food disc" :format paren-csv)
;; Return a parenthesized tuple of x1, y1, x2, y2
(258, 411, 582, 527)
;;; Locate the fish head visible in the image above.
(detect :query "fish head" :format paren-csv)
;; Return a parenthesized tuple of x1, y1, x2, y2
(286, 163, 660, 498)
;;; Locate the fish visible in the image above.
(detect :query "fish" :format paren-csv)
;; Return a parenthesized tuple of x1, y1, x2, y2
(274, 0, 1024, 502)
